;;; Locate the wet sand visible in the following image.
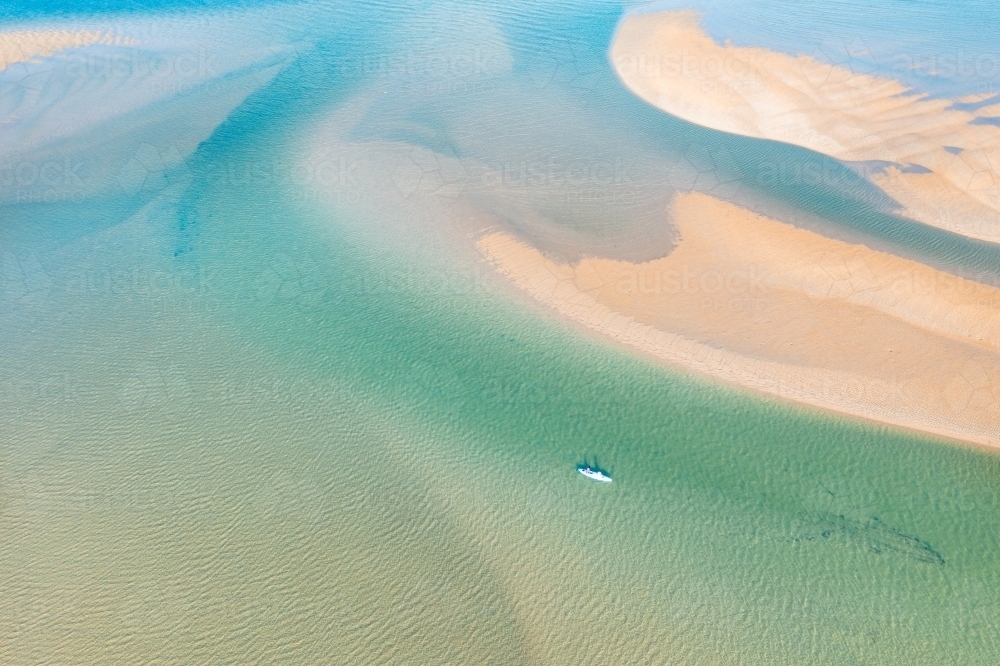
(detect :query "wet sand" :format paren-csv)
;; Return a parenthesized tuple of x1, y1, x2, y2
(0, 29, 136, 71)
(478, 192, 1000, 448)
(611, 10, 1000, 244)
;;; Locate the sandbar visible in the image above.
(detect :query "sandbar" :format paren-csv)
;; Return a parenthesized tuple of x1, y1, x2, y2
(0, 29, 136, 71)
(611, 10, 1000, 244)
(478, 192, 1000, 448)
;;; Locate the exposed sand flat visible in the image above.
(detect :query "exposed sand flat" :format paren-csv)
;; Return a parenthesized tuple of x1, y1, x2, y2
(611, 10, 1000, 243)
(0, 30, 136, 70)
(478, 192, 1000, 448)
(957, 92, 998, 105)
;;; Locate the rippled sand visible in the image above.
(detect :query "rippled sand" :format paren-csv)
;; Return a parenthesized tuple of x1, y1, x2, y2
(0, 29, 137, 70)
(3, 1, 1000, 664)
(612, 10, 1000, 243)
(479, 191, 1000, 447)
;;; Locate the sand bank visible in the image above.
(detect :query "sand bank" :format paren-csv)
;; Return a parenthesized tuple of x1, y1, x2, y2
(0, 14, 300, 204)
(478, 192, 1000, 447)
(0, 29, 136, 71)
(611, 11, 1000, 244)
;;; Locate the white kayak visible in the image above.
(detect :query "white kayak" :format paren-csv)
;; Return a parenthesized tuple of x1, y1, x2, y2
(577, 466, 612, 482)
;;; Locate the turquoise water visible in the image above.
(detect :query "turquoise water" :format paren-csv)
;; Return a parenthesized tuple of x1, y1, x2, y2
(3, 1, 1000, 663)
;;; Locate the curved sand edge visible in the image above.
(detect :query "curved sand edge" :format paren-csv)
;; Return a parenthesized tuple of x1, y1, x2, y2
(610, 10, 1000, 244)
(0, 30, 138, 71)
(478, 192, 1000, 449)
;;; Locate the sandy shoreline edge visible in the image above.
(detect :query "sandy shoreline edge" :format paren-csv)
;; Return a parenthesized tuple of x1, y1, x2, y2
(0, 29, 137, 71)
(611, 10, 1000, 245)
(478, 192, 1000, 449)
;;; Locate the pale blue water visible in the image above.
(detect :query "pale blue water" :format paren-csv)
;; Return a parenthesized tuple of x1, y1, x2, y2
(654, 0, 1000, 99)
(2, 1, 1000, 663)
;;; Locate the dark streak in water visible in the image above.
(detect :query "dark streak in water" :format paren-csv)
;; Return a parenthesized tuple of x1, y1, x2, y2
(792, 513, 945, 566)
